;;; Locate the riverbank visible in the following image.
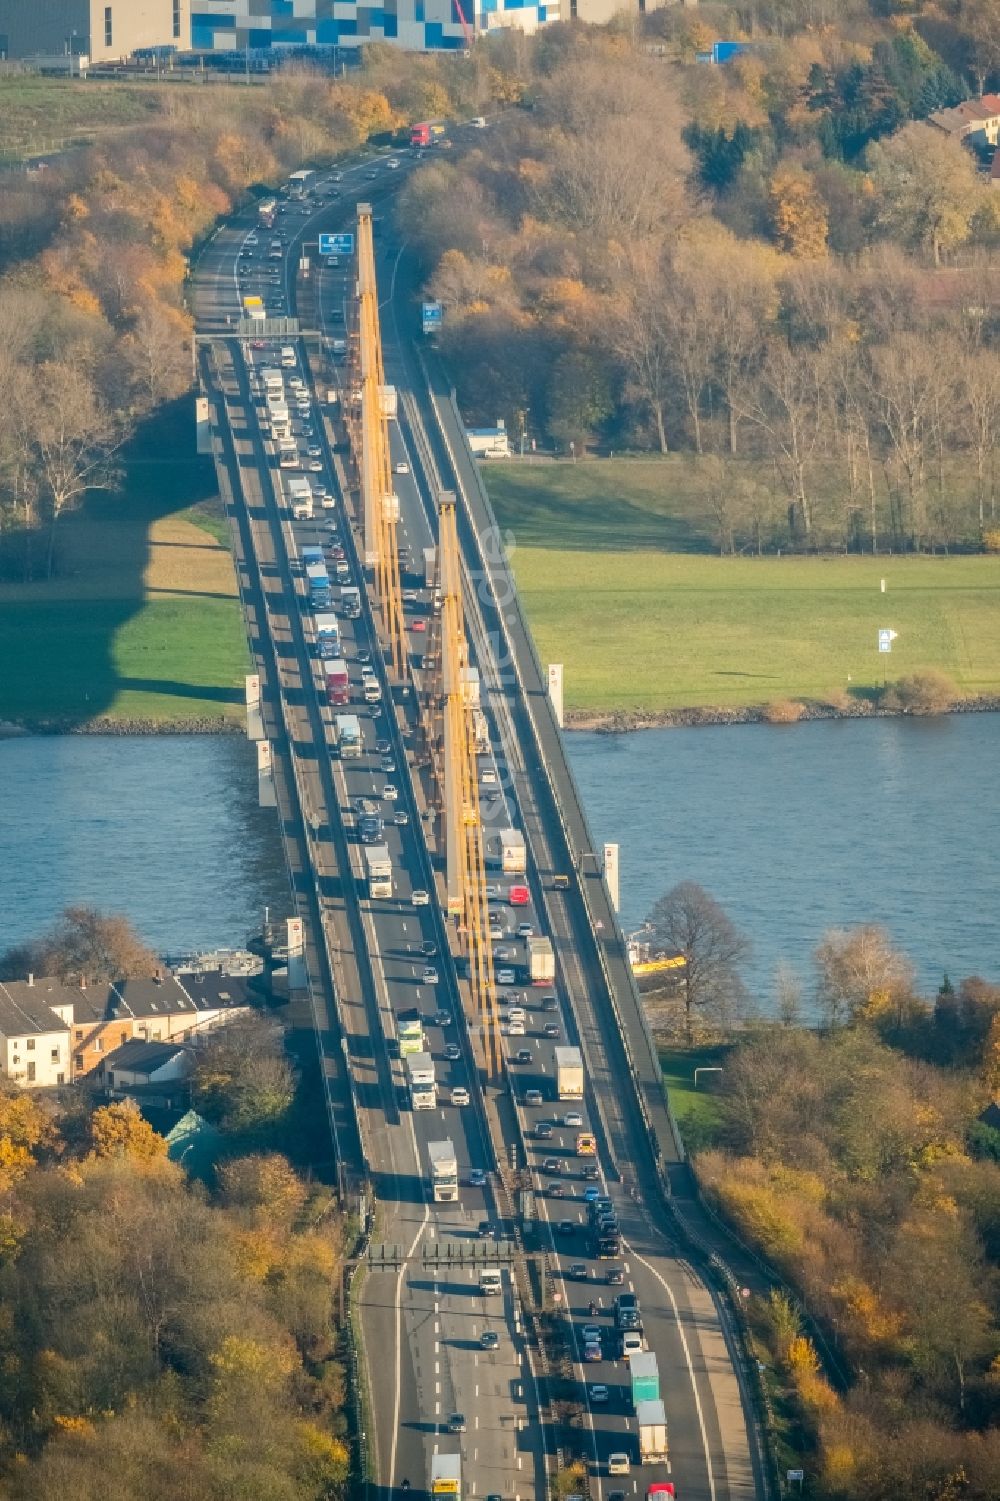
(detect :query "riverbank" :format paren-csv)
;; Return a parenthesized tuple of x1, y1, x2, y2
(566, 693, 1000, 733)
(486, 460, 1000, 716)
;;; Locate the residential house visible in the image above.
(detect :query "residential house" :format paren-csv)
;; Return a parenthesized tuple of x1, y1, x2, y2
(0, 971, 251, 1086)
(98, 1038, 194, 1095)
(929, 95, 1000, 149)
(0, 978, 73, 1088)
(69, 970, 253, 1078)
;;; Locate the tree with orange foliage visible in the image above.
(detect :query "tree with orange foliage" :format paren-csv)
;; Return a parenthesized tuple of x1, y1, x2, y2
(769, 168, 829, 259)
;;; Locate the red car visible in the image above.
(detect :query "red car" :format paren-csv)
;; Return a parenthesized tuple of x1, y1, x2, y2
(647, 1486, 676, 1501)
(411, 618, 426, 632)
(509, 885, 530, 907)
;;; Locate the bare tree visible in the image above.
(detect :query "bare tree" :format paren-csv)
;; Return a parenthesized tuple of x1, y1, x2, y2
(610, 247, 674, 453)
(956, 348, 1000, 530)
(734, 341, 827, 539)
(0, 905, 158, 984)
(645, 882, 750, 1041)
(122, 303, 193, 408)
(30, 360, 126, 576)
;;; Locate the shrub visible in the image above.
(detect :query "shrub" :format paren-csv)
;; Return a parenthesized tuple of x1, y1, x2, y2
(881, 669, 957, 715)
(820, 687, 852, 713)
(762, 698, 806, 724)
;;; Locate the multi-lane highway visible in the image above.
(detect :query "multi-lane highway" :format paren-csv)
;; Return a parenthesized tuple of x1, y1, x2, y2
(190, 137, 766, 1501)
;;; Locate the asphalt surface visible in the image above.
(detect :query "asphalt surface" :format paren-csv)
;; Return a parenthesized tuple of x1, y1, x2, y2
(190, 137, 763, 1501)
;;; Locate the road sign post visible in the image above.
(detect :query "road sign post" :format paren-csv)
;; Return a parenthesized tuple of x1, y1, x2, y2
(878, 628, 898, 687)
(318, 232, 355, 257)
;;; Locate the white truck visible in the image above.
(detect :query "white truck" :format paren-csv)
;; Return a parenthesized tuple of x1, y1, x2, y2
(636, 1397, 669, 1463)
(406, 1052, 437, 1110)
(364, 844, 392, 899)
(460, 665, 480, 709)
(315, 612, 340, 659)
(528, 936, 555, 985)
(286, 475, 314, 519)
(379, 384, 398, 419)
(554, 1045, 584, 1100)
(261, 367, 283, 394)
(424, 545, 437, 589)
(429, 1139, 458, 1203)
(473, 709, 490, 756)
(269, 402, 291, 439)
(334, 713, 361, 757)
(499, 828, 526, 874)
(430, 1453, 461, 1500)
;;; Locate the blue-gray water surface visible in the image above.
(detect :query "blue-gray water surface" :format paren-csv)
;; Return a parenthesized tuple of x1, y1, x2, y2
(0, 721, 996, 1007)
(566, 714, 1000, 1005)
(0, 736, 289, 956)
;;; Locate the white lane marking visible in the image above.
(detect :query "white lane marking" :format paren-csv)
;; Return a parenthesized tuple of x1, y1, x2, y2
(388, 1198, 430, 1491)
(628, 1240, 718, 1501)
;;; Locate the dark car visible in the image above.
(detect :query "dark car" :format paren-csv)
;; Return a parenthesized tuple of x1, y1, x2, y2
(557, 1219, 576, 1235)
(606, 1266, 625, 1285)
(541, 995, 559, 1012)
(568, 1262, 589, 1280)
(514, 1049, 533, 1064)
(534, 1122, 553, 1140)
(581, 1163, 600, 1181)
(421, 941, 437, 958)
(543, 1022, 561, 1039)
(547, 1182, 566, 1199)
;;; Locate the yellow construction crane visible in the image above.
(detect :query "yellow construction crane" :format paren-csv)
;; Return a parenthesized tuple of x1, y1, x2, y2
(355, 203, 406, 680)
(438, 495, 502, 1078)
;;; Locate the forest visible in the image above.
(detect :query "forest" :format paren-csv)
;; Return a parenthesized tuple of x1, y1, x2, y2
(675, 913, 1000, 1500)
(396, 2, 1000, 553)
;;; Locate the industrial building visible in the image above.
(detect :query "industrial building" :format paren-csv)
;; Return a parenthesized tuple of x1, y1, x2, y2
(189, 0, 554, 54)
(0, 0, 189, 63)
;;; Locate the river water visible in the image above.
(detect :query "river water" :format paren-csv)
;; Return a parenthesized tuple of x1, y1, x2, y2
(0, 720, 996, 1004)
(0, 736, 289, 958)
(566, 714, 1000, 1005)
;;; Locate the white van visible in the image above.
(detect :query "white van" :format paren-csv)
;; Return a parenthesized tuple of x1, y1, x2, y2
(479, 1269, 502, 1295)
(280, 345, 297, 369)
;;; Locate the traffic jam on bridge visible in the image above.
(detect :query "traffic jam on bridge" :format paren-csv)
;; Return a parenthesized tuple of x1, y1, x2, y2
(194, 134, 755, 1501)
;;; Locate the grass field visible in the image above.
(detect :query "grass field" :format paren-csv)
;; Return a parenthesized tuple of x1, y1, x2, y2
(0, 77, 167, 157)
(660, 1045, 729, 1152)
(0, 401, 249, 727)
(486, 459, 1000, 713)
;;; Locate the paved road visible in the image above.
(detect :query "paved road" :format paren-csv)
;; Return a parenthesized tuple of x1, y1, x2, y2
(190, 147, 544, 1501)
(191, 136, 767, 1501)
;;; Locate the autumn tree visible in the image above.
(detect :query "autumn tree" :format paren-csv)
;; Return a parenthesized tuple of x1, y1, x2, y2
(217, 1152, 307, 1227)
(814, 924, 915, 1028)
(769, 168, 829, 259)
(867, 122, 985, 265)
(192, 1015, 296, 1135)
(0, 906, 158, 985)
(644, 882, 750, 1040)
(90, 1100, 168, 1162)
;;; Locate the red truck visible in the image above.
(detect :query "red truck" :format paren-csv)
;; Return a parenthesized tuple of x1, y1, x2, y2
(325, 661, 349, 707)
(410, 120, 445, 147)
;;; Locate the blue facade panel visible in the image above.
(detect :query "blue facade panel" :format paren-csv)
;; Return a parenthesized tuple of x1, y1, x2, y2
(189, 1, 548, 53)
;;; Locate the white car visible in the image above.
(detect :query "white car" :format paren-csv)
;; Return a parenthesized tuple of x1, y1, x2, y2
(309, 459, 323, 472)
(422, 966, 439, 984)
(451, 1087, 470, 1107)
(564, 1111, 583, 1128)
(608, 1454, 630, 1476)
(394, 461, 410, 475)
(382, 784, 398, 801)
(505, 1020, 525, 1036)
(386, 157, 401, 169)
(412, 890, 430, 907)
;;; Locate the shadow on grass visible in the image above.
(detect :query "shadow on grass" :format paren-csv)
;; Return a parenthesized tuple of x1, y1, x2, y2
(0, 396, 237, 727)
(484, 462, 717, 556)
